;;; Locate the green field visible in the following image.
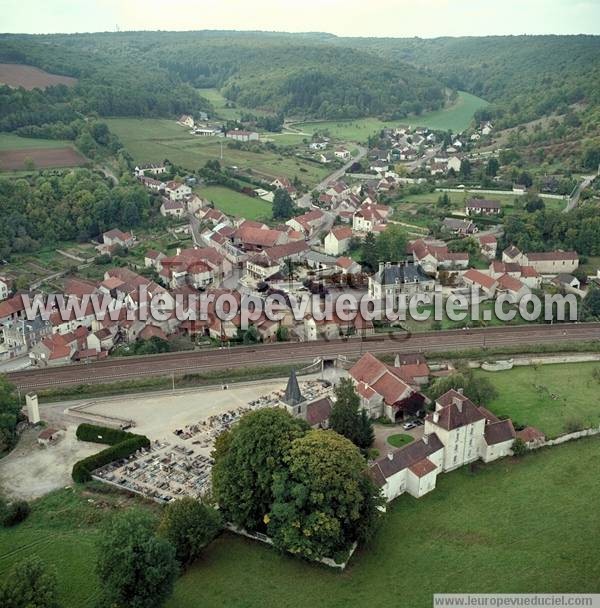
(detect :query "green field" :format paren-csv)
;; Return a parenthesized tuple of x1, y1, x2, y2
(197, 185, 272, 220)
(475, 362, 600, 438)
(0, 133, 74, 151)
(2, 437, 600, 607)
(105, 118, 329, 186)
(198, 87, 270, 121)
(294, 91, 489, 142)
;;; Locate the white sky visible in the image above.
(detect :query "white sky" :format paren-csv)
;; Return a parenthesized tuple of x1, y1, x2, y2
(1, 0, 599, 37)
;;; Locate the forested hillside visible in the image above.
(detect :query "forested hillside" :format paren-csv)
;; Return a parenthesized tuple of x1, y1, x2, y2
(348, 35, 600, 130)
(0, 31, 446, 123)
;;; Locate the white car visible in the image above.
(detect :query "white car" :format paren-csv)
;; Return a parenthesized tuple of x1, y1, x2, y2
(402, 422, 416, 430)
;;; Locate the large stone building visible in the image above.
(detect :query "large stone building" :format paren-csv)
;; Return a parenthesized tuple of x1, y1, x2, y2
(368, 261, 436, 300)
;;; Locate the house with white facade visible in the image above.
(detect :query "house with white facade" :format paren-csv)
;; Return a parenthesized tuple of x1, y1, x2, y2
(165, 181, 192, 201)
(324, 226, 353, 256)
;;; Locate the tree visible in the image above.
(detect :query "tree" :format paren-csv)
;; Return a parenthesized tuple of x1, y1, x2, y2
(211, 408, 308, 531)
(512, 437, 528, 457)
(0, 556, 59, 608)
(447, 237, 480, 256)
(581, 285, 600, 320)
(376, 224, 407, 262)
(158, 498, 222, 568)
(272, 188, 295, 220)
(329, 378, 374, 451)
(485, 157, 499, 177)
(428, 370, 497, 405)
(362, 232, 378, 272)
(96, 510, 179, 608)
(268, 430, 382, 562)
(459, 158, 472, 179)
(0, 375, 21, 453)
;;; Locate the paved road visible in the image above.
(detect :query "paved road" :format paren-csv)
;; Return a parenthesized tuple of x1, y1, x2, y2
(8, 323, 600, 391)
(564, 175, 596, 213)
(296, 145, 367, 208)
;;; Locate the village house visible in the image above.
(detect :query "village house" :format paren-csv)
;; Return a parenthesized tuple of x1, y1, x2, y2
(352, 202, 391, 233)
(501, 246, 579, 275)
(144, 250, 166, 271)
(334, 147, 351, 160)
(442, 217, 478, 236)
(271, 177, 297, 199)
(160, 199, 185, 218)
(165, 181, 192, 201)
(349, 352, 426, 422)
(96, 229, 135, 256)
(408, 239, 469, 274)
(462, 268, 497, 299)
(335, 256, 361, 275)
(465, 199, 501, 216)
(477, 234, 498, 259)
(368, 261, 436, 300)
(134, 162, 167, 177)
(0, 277, 11, 301)
(324, 226, 353, 255)
(177, 114, 195, 128)
(0, 294, 27, 324)
(285, 209, 325, 238)
(225, 129, 259, 142)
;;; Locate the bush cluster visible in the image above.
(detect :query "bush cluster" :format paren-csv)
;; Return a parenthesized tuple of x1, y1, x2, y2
(72, 424, 150, 483)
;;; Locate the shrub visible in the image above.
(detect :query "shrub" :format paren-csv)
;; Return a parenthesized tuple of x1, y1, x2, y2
(511, 438, 528, 457)
(2, 500, 30, 527)
(72, 424, 150, 483)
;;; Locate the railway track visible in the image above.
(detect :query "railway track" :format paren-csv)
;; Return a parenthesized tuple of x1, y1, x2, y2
(8, 323, 600, 390)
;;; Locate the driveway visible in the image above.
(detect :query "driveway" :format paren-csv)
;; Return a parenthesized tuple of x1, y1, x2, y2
(373, 422, 424, 457)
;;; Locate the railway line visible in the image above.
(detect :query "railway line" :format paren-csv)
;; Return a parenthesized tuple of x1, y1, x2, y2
(8, 323, 600, 391)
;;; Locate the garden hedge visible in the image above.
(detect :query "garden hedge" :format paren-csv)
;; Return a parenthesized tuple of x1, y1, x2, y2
(72, 424, 150, 483)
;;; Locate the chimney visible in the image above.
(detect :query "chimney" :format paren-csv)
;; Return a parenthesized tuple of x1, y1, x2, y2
(433, 411, 439, 424)
(379, 262, 384, 274)
(394, 354, 400, 367)
(422, 434, 429, 445)
(385, 261, 391, 268)
(176, 247, 182, 256)
(457, 388, 464, 395)
(387, 452, 394, 461)
(25, 393, 40, 424)
(454, 399, 463, 413)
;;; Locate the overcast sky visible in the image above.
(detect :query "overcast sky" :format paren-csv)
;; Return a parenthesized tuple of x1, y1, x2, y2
(2, 0, 599, 37)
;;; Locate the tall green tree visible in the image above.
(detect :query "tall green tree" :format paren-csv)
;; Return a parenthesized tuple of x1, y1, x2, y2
(376, 224, 408, 261)
(329, 379, 374, 451)
(272, 188, 295, 220)
(268, 430, 382, 561)
(0, 556, 59, 608)
(0, 376, 21, 453)
(158, 498, 222, 568)
(211, 408, 308, 531)
(96, 510, 179, 608)
(362, 232, 378, 272)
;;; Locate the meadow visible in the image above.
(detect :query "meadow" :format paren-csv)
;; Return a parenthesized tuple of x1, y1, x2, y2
(196, 185, 272, 220)
(105, 118, 329, 186)
(3, 437, 599, 607)
(474, 362, 600, 438)
(294, 91, 489, 142)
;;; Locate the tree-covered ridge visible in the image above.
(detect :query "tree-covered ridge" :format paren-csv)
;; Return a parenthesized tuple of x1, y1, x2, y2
(0, 169, 153, 258)
(0, 31, 446, 121)
(351, 35, 600, 129)
(0, 34, 210, 131)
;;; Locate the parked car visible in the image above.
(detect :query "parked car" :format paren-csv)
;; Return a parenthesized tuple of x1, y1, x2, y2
(402, 422, 416, 430)
(413, 419, 424, 426)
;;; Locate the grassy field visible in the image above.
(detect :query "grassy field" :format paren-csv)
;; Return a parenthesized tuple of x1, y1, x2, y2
(474, 362, 600, 438)
(294, 92, 489, 142)
(2, 437, 600, 607)
(105, 118, 329, 186)
(198, 88, 270, 121)
(0, 134, 75, 151)
(196, 185, 272, 220)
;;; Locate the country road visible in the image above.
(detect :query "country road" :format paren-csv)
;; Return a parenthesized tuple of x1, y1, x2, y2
(8, 323, 600, 391)
(564, 174, 596, 212)
(297, 145, 367, 208)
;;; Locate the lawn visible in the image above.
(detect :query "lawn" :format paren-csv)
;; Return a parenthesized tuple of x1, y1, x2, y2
(196, 185, 272, 220)
(197, 87, 270, 121)
(387, 433, 414, 448)
(474, 362, 600, 438)
(2, 437, 600, 607)
(105, 118, 330, 186)
(294, 91, 489, 142)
